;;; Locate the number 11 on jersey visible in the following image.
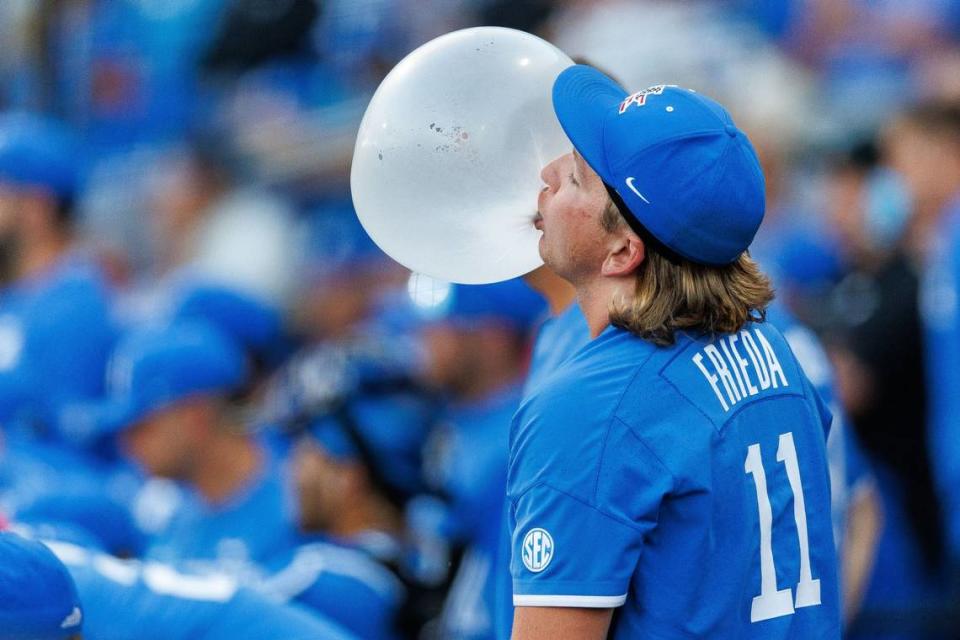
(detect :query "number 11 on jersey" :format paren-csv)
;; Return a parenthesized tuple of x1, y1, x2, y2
(744, 431, 822, 623)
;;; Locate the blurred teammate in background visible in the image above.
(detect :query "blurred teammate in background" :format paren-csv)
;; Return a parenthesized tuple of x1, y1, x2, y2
(414, 279, 544, 640)
(170, 282, 292, 406)
(815, 135, 945, 638)
(0, 112, 115, 444)
(257, 344, 439, 639)
(144, 140, 300, 308)
(896, 102, 960, 588)
(83, 321, 296, 579)
(40, 537, 357, 640)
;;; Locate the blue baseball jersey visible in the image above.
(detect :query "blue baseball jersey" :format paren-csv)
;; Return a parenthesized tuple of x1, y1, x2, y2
(495, 302, 591, 638)
(767, 303, 872, 550)
(0, 439, 103, 513)
(508, 322, 840, 638)
(0, 256, 114, 440)
(43, 539, 356, 640)
(433, 383, 524, 640)
(144, 440, 297, 581)
(258, 534, 406, 640)
(523, 302, 591, 396)
(921, 194, 960, 560)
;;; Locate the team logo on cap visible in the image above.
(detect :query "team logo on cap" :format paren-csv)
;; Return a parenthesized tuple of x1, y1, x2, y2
(619, 85, 668, 114)
(522, 528, 554, 573)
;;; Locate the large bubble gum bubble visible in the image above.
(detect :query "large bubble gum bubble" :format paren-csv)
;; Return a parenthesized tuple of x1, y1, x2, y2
(351, 27, 573, 284)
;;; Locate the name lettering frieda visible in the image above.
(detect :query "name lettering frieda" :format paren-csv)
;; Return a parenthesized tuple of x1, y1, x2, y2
(692, 328, 789, 412)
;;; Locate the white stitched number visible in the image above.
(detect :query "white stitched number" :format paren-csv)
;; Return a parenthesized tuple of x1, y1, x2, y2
(744, 432, 821, 623)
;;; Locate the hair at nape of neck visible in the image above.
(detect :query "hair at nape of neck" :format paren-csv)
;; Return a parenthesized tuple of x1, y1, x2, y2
(608, 247, 774, 347)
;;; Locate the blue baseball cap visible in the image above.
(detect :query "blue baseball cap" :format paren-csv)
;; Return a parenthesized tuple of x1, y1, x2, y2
(172, 283, 290, 369)
(64, 321, 248, 439)
(308, 392, 435, 502)
(414, 277, 546, 335)
(552, 65, 766, 266)
(0, 112, 83, 200)
(0, 532, 83, 639)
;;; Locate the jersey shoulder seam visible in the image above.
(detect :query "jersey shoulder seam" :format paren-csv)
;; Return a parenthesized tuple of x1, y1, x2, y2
(593, 345, 661, 500)
(610, 415, 678, 487)
(530, 479, 652, 534)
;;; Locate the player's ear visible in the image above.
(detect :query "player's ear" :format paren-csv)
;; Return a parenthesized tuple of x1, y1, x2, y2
(601, 229, 644, 277)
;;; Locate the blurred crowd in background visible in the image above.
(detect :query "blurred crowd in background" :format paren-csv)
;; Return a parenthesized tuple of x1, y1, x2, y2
(1, 0, 960, 638)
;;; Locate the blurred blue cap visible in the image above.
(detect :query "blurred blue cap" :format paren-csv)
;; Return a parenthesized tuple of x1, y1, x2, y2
(308, 392, 434, 502)
(0, 112, 83, 200)
(15, 490, 145, 557)
(172, 283, 289, 368)
(552, 65, 765, 266)
(775, 231, 843, 293)
(415, 277, 546, 335)
(73, 321, 247, 437)
(0, 531, 83, 639)
(306, 200, 390, 279)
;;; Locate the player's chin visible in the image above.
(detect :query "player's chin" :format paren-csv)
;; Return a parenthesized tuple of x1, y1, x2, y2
(537, 233, 549, 261)
(538, 236, 562, 272)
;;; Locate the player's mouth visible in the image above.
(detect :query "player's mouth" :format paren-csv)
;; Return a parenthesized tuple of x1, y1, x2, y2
(532, 213, 543, 230)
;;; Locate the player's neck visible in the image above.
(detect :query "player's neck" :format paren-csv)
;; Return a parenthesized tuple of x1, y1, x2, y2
(576, 271, 639, 338)
(575, 279, 616, 338)
(192, 432, 263, 505)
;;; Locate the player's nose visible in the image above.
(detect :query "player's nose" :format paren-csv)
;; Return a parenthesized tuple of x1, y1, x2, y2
(540, 157, 561, 191)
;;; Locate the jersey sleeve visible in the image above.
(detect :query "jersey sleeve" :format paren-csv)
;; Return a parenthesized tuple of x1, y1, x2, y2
(509, 483, 641, 607)
(508, 420, 671, 608)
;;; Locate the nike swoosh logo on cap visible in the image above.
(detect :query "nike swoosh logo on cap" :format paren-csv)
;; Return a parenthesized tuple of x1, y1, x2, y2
(625, 177, 650, 204)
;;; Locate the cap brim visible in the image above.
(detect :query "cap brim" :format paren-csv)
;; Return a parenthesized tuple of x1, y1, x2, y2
(552, 65, 627, 183)
(58, 397, 143, 446)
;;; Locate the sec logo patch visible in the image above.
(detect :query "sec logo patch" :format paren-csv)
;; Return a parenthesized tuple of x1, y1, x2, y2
(522, 528, 554, 573)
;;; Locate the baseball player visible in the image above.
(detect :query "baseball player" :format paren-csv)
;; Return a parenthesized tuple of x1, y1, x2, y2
(81, 321, 296, 577)
(256, 342, 440, 640)
(507, 66, 839, 638)
(900, 103, 960, 569)
(0, 112, 115, 444)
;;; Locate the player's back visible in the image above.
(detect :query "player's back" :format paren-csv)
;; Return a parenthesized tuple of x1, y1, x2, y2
(508, 321, 840, 639)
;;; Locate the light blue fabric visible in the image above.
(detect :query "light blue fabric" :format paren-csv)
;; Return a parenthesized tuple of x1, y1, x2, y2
(67, 320, 247, 440)
(45, 539, 356, 640)
(259, 534, 405, 640)
(0, 112, 83, 198)
(0, 256, 115, 441)
(435, 384, 524, 640)
(495, 303, 591, 639)
(0, 531, 82, 639)
(508, 322, 840, 638)
(144, 441, 296, 582)
(920, 193, 960, 562)
(522, 303, 590, 397)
